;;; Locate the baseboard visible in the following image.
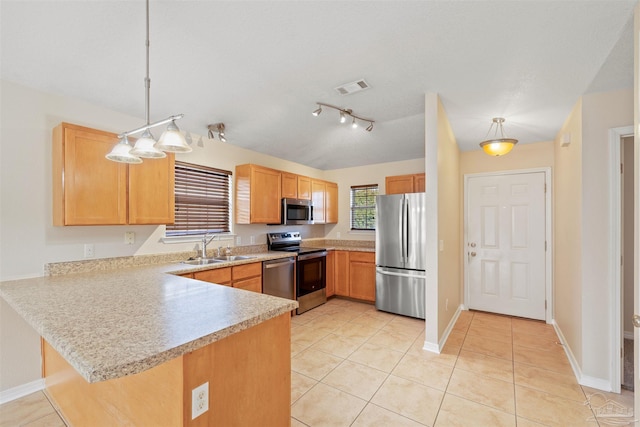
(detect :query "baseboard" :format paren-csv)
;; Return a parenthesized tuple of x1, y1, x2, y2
(422, 304, 465, 354)
(0, 378, 45, 404)
(623, 331, 634, 340)
(552, 321, 613, 392)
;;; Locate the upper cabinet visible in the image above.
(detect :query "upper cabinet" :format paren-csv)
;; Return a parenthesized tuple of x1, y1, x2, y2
(235, 163, 336, 225)
(235, 164, 282, 224)
(311, 179, 326, 224)
(297, 175, 311, 200)
(281, 172, 298, 199)
(310, 179, 338, 224)
(52, 122, 175, 226)
(325, 182, 338, 224)
(385, 173, 425, 194)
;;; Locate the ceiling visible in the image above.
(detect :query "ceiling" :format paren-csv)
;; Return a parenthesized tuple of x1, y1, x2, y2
(1, 1, 636, 170)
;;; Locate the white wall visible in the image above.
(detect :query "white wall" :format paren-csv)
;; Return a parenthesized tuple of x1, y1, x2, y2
(580, 89, 633, 382)
(323, 158, 425, 241)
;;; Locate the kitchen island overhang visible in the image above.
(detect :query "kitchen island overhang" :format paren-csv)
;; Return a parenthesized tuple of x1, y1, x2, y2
(0, 261, 298, 426)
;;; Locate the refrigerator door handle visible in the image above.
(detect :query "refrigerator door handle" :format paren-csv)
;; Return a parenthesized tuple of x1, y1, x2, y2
(405, 198, 410, 262)
(398, 198, 404, 261)
(376, 267, 425, 279)
(402, 197, 408, 264)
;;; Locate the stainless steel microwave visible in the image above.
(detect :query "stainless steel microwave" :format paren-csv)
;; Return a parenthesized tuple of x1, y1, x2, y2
(281, 198, 314, 225)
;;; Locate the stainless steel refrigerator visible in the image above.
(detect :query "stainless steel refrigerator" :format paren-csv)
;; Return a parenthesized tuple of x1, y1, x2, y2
(375, 193, 426, 319)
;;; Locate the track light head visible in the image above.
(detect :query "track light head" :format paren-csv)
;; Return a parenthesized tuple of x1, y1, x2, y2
(312, 106, 322, 116)
(339, 111, 347, 123)
(351, 117, 358, 129)
(207, 123, 227, 142)
(365, 122, 373, 132)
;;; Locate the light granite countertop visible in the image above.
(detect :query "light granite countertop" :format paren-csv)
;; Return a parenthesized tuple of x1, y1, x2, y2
(0, 252, 297, 383)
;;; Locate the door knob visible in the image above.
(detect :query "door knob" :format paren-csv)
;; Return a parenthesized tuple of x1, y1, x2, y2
(470, 252, 476, 257)
(633, 314, 640, 328)
(470, 242, 476, 248)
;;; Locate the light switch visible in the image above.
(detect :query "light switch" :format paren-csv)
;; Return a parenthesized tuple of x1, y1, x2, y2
(439, 240, 444, 252)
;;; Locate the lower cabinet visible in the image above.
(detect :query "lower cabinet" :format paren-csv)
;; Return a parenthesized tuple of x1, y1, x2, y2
(348, 252, 376, 302)
(333, 251, 375, 302)
(193, 262, 262, 292)
(232, 263, 262, 293)
(326, 250, 335, 297)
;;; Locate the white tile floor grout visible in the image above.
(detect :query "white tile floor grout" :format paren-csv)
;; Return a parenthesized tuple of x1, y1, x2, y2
(0, 297, 635, 427)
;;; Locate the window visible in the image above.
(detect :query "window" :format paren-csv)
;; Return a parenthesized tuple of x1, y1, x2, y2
(166, 161, 232, 236)
(350, 184, 379, 230)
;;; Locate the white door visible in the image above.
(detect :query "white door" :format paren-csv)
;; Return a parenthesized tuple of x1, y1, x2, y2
(466, 172, 546, 320)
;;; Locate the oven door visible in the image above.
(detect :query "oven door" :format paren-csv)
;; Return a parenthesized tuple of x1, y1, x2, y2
(296, 253, 326, 297)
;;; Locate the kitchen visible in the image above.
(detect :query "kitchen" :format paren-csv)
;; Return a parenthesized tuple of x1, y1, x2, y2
(1, 0, 639, 425)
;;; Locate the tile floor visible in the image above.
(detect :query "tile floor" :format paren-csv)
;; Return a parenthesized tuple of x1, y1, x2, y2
(0, 298, 635, 426)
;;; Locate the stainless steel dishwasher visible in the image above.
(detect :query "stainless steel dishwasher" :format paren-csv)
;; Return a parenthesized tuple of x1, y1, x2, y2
(262, 257, 295, 300)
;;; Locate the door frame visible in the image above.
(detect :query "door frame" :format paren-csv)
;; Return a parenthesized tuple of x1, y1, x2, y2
(608, 125, 634, 393)
(463, 168, 553, 323)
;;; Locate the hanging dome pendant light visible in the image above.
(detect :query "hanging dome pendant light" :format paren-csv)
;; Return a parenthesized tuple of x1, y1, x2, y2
(479, 117, 518, 156)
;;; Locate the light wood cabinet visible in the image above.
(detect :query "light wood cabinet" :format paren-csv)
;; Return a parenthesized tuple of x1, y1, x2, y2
(311, 179, 326, 224)
(194, 267, 232, 286)
(348, 252, 376, 302)
(129, 152, 175, 225)
(192, 262, 262, 293)
(333, 251, 375, 302)
(235, 164, 281, 224)
(414, 174, 426, 192)
(326, 251, 335, 297)
(53, 122, 175, 226)
(310, 179, 338, 224)
(297, 176, 311, 200)
(325, 182, 338, 224)
(53, 123, 127, 225)
(281, 172, 298, 199)
(385, 173, 425, 194)
(334, 251, 350, 297)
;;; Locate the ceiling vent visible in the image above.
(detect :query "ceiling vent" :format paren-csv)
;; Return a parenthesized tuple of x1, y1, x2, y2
(335, 79, 370, 96)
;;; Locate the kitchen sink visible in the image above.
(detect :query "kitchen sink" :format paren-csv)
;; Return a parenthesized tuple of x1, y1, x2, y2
(181, 258, 224, 265)
(212, 255, 256, 261)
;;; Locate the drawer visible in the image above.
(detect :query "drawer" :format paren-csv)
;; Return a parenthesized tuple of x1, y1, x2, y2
(349, 252, 375, 263)
(233, 276, 262, 293)
(194, 267, 232, 285)
(232, 262, 262, 280)
(179, 273, 194, 279)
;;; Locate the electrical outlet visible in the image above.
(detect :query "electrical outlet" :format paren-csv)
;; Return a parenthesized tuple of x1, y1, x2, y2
(250, 235, 255, 244)
(236, 236, 241, 245)
(84, 244, 94, 258)
(337, 232, 341, 239)
(445, 298, 449, 311)
(191, 382, 209, 420)
(124, 231, 135, 245)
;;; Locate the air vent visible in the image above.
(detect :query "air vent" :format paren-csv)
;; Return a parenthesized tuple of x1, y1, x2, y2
(334, 79, 370, 96)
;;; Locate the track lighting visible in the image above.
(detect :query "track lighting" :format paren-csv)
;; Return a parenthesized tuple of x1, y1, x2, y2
(207, 123, 227, 142)
(312, 102, 375, 132)
(106, 0, 190, 163)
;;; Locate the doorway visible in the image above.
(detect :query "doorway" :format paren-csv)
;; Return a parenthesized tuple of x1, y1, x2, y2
(464, 169, 552, 322)
(609, 126, 635, 394)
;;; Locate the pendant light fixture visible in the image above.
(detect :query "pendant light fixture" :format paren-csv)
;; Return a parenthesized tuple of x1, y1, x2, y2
(479, 117, 518, 156)
(106, 0, 190, 163)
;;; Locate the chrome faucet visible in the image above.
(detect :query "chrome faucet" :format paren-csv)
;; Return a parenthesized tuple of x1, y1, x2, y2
(201, 233, 218, 258)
